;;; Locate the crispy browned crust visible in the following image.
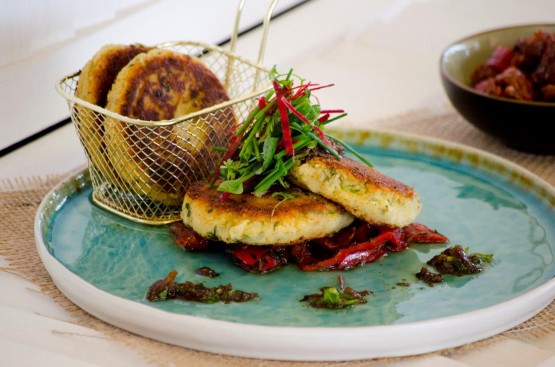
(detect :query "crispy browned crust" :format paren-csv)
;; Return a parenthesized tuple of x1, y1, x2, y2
(104, 48, 233, 205)
(186, 182, 343, 221)
(310, 155, 418, 198)
(74, 44, 151, 187)
(182, 181, 355, 245)
(107, 48, 229, 120)
(76, 44, 152, 107)
(288, 154, 422, 227)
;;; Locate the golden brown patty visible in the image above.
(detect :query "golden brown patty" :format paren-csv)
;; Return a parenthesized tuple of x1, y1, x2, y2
(181, 181, 355, 246)
(74, 44, 151, 183)
(103, 48, 233, 205)
(288, 155, 422, 227)
(76, 44, 151, 106)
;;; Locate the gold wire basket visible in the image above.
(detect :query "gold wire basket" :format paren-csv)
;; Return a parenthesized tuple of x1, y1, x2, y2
(56, 0, 280, 225)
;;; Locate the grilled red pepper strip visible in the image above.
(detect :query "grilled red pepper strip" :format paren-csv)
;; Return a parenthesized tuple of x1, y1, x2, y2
(230, 245, 288, 274)
(402, 223, 449, 244)
(299, 229, 401, 271)
(170, 222, 209, 251)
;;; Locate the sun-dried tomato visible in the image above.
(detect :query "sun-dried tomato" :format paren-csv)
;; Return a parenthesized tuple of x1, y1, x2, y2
(170, 222, 209, 251)
(402, 222, 449, 244)
(171, 221, 448, 273)
(228, 245, 289, 274)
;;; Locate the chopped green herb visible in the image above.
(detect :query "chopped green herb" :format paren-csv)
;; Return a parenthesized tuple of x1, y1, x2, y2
(183, 202, 191, 218)
(300, 276, 371, 309)
(416, 245, 494, 286)
(271, 191, 296, 201)
(469, 249, 494, 265)
(427, 245, 494, 275)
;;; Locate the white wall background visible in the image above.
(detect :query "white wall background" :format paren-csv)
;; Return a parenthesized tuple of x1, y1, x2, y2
(0, 0, 304, 151)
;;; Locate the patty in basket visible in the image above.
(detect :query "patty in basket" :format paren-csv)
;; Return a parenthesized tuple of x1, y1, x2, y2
(75, 43, 151, 184)
(182, 181, 355, 245)
(103, 48, 233, 206)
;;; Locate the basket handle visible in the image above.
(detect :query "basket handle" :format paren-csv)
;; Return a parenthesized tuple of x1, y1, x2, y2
(229, 0, 279, 65)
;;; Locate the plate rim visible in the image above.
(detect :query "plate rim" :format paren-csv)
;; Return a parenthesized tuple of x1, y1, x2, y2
(35, 128, 555, 361)
(331, 127, 555, 200)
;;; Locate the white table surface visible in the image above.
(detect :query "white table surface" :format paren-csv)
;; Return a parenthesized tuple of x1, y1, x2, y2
(1, 0, 554, 366)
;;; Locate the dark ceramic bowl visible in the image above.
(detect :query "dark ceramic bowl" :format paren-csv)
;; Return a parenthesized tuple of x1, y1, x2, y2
(440, 24, 555, 154)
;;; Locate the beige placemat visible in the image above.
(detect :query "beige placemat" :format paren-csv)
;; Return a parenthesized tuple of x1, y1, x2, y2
(370, 105, 555, 187)
(1, 109, 554, 366)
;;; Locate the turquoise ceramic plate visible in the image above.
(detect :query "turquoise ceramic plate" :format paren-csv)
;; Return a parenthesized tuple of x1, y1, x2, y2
(35, 129, 555, 361)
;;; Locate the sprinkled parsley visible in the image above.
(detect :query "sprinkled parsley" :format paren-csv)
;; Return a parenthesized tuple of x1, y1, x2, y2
(300, 276, 371, 309)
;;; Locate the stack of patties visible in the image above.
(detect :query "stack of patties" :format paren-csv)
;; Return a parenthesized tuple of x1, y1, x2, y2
(75, 44, 233, 206)
(181, 152, 422, 247)
(75, 44, 152, 185)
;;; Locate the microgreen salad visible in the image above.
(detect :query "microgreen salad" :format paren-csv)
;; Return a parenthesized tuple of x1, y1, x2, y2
(210, 67, 371, 197)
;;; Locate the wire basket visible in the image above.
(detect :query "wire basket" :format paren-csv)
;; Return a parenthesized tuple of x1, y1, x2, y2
(56, 1, 280, 225)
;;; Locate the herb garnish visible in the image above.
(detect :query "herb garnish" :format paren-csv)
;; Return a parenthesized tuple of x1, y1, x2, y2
(300, 276, 371, 309)
(416, 245, 494, 286)
(210, 67, 371, 197)
(146, 269, 258, 304)
(427, 245, 493, 275)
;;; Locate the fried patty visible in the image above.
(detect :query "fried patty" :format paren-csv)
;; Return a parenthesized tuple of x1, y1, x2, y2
(288, 155, 422, 227)
(75, 43, 151, 183)
(76, 43, 151, 106)
(181, 181, 355, 246)
(103, 48, 233, 205)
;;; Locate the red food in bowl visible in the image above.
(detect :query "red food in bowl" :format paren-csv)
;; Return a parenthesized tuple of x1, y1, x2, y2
(471, 29, 555, 102)
(440, 24, 555, 154)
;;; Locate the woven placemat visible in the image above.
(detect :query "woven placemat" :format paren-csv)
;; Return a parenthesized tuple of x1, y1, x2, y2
(368, 105, 555, 187)
(1, 109, 554, 366)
